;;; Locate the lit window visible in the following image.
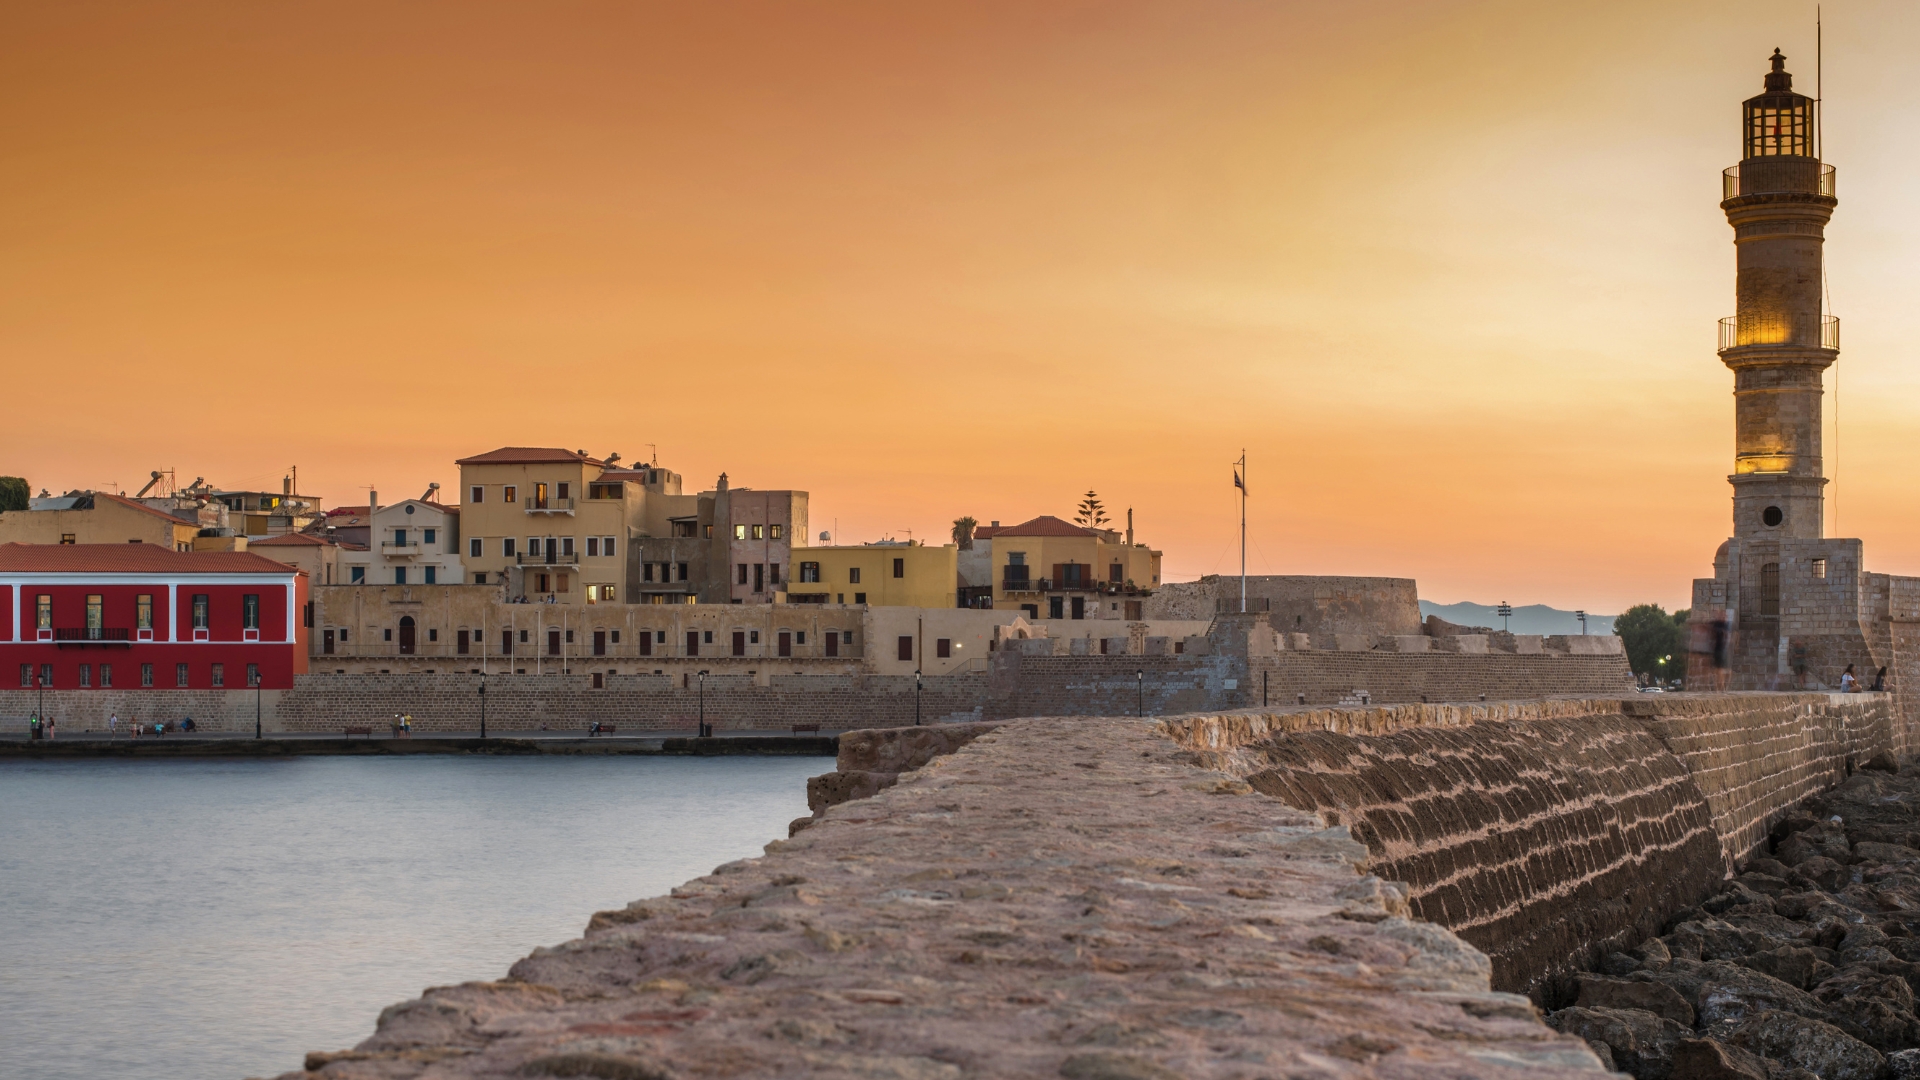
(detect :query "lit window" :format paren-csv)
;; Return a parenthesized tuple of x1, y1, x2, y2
(137, 595, 152, 629)
(801, 562, 820, 583)
(504, 485, 517, 503)
(752, 524, 764, 540)
(1812, 558, 1828, 579)
(734, 524, 747, 539)
(770, 524, 784, 540)
(36, 595, 50, 630)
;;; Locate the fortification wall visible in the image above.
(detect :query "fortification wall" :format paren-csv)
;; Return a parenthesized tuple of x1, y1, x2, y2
(1141, 574, 1423, 634)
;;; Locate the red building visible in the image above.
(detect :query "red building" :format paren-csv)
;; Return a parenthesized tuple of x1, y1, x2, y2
(0, 544, 309, 691)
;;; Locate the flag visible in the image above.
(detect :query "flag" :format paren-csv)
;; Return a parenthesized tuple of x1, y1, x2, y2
(1233, 468, 1246, 495)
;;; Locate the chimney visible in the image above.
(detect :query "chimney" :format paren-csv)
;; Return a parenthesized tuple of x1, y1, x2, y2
(716, 472, 729, 492)
(1126, 508, 1133, 546)
(283, 476, 292, 496)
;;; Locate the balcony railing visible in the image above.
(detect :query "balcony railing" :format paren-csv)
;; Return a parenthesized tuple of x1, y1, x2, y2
(1719, 314, 1839, 351)
(380, 541, 421, 557)
(1722, 162, 1836, 201)
(54, 627, 132, 646)
(524, 497, 575, 513)
(516, 551, 580, 568)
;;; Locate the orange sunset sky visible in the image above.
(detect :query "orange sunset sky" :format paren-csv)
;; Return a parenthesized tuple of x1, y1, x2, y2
(3, 1, 1917, 614)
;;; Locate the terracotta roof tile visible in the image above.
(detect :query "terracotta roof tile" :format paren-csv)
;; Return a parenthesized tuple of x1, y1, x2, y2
(454, 447, 605, 467)
(0, 543, 301, 576)
(976, 515, 1095, 539)
(250, 533, 331, 547)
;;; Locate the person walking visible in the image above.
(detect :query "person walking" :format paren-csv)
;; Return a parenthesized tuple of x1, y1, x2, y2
(1840, 664, 1858, 692)
(108, 712, 118, 736)
(46, 714, 55, 740)
(1710, 611, 1732, 692)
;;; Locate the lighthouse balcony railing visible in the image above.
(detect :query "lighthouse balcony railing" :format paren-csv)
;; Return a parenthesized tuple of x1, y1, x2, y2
(1723, 163, 1836, 201)
(1719, 315, 1839, 352)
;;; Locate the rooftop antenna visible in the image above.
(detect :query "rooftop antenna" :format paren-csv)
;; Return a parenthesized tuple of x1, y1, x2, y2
(648, 443, 658, 466)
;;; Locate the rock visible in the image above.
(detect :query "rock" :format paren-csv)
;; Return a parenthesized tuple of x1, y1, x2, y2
(1773, 813, 1821, 847)
(1727, 1010, 1886, 1080)
(1671, 920, 1773, 962)
(1747, 857, 1795, 880)
(1888, 1047, 1920, 1079)
(1549, 1006, 1687, 1080)
(1058, 1052, 1182, 1080)
(1692, 960, 1826, 1028)
(1575, 975, 1695, 1026)
(1779, 827, 1852, 867)
(1841, 925, 1893, 956)
(1670, 1038, 1769, 1080)
(1865, 751, 1899, 773)
(1813, 968, 1920, 1051)
(1791, 857, 1850, 892)
(1736, 872, 1793, 897)
(1734, 947, 1820, 990)
(1722, 911, 1817, 948)
(1602, 952, 1645, 977)
(1635, 938, 1675, 970)
(1855, 842, 1920, 867)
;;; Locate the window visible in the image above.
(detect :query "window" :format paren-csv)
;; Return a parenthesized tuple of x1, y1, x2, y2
(598, 585, 617, 601)
(247, 664, 260, 687)
(19, 664, 29, 688)
(86, 594, 103, 630)
(734, 524, 747, 539)
(176, 663, 189, 687)
(770, 524, 783, 540)
(705, 525, 713, 538)
(589, 483, 621, 499)
(211, 663, 225, 688)
(470, 538, 483, 557)
(937, 638, 951, 658)
(351, 566, 366, 584)
(243, 594, 260, 630)
(750, 630, 760, 644)
(643, 563, 655, 582)
(738, 563, 749, 585)
(340, 628, 349, 641)
(602, 536, 615, 556)
(41, 663, 54, 687)
(800, 562, 821, 583)
(1813, 558, 1828, 579)
(1110, 562, 1124, 583)
(752, 524, 764, 540)
(849, 567, 862, 584)
(556, 572, 570, 592)
(137, 595, 153, 629)
(893, 558, 905, 578)
(898, 636, 914, 662)
(471, 485, 485, 504)
(141, 663, 153, 687)
(561, 536, 575, 557)
(587, 537, 599, 557)
(1049, 597, 1064, 619)
(428, 628, 438, 642)
(101, 663, 113, 687)
(1761, 562, 1781, 616)
(677, 563, 689, 581)
(60, 533, 76, 545)
(394, 528, 408, 546)
(610, 630, 620, 644)
(519, 629, 529, 643)
(394, 567, 407, 585)
(656, 630, 666, 643)
(854, 592, 867, 605)
(703, 630, 713, 644)
(769, 563, 780, 586)
(423, 528, 436, 545)
(557, 482, 570, 500)
(795, 632, 806, 645)
(504, 485, 517, 503)
(672, 520, 697, 538)
(503, 537, 516, 557)
(754, 563, 764, 592)
(79, 664, 91, 688)
(424, 566, 437, 585)
(36, 595, 51, 630)
(384, 628, 393, 641)
(192, 595, 209, 629)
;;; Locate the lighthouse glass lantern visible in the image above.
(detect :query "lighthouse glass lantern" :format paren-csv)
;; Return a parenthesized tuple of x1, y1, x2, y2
(1743, 49, 1814, 159)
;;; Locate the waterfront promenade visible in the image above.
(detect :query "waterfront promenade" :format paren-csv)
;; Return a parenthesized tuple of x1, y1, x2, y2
(0, 730, 839, 757)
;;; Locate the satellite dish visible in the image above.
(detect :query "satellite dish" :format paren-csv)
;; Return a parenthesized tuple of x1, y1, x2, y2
(819, 531, 832, 543)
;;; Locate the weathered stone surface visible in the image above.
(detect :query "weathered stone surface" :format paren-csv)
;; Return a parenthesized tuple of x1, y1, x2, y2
(1733, 946, 1821, 989)
(1693, 960, 1825, 1029)
(1889, 1047, 1920, 1079)
(281, 717, 1610, 1079)
(1670, 1037, 1769, 1080)
(1575, 975, 1696, 1026)
(1549, 1006, 1688, 1079)
(1726, 1009, 1885, 1080)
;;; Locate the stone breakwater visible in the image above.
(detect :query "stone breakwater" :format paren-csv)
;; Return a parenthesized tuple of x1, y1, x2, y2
(1548, 761, 1920, 1080)
(276, 714, 1608, 1079)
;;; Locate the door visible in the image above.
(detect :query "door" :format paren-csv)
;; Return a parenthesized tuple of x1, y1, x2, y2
(1049, 597, 1064, 619)
(398, 616, 416, 655)
(686, 631, 700, 657)
(825, 632, 839, 658)
(457, 629, 470, 655)
(547, 629, 561, 656)
(323, 629, 336, 655)
(778, 632, 791, 657)
(640, 633, 652, 656)
(593, 630, 606, 656)
(1071, 596, 1085, 620)
(732, 631, 746, 656)
(1125, 601, 1143, 621)
(897, 636, 913, 662)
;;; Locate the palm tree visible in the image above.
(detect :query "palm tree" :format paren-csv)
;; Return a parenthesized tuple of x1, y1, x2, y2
(951, 516, 977, 550)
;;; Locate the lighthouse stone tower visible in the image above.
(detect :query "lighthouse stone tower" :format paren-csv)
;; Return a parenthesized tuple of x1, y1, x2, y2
(1689, 50, 1920, 692)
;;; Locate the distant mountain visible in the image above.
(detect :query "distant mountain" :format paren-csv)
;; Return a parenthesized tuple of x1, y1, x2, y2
(1419, 600, 1615, 637)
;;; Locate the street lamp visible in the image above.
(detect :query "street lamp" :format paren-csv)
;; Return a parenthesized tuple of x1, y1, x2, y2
(1497, 601, 1513, 632)
(1136, 670, 1143, 717)
(697, 670, 710, 737)
(255, 680, 262, 740)
(1574, 609, 1588, 636)
(914, 670, 923, 726)
(478, 676, 487, 740)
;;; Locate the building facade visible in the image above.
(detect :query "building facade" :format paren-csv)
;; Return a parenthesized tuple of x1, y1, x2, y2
(788, 542, 958, 608)
(0, 544, 309, 692)
(0, 492, 203, 551)
(977, 515, 1161, 621)
(342, 499, 463, 587)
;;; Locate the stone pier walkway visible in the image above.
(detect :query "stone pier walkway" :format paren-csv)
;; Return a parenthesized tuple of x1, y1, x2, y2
(277, 717, 1606, 1079)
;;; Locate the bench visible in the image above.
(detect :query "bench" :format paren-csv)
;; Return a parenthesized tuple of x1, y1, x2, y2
(343, 726, 374, 739)
(588, 723, 617, 737)
(791, 723, 821, 735)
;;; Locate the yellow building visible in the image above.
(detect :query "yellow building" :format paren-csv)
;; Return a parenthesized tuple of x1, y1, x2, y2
(0, 492, 202, 551)
(787, 543, 957, 608)
(976, 515, 1161, 621)
(455, 447, 696, 605)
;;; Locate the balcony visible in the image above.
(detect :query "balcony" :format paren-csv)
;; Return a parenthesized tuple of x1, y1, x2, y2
(380, 541, 421, 559)
(1718, 314, 1839, 352)
(524, 497, 575, 514)
(54, 627, 132, 648)
(516, 551, 580, 569)
(1001, 575, 1038, 594)
(1722, 162, 1836, 201)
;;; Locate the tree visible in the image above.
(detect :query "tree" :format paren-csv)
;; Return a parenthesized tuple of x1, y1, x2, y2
(0, 476, 27, 513)
(1073, 491, 1108, 528)
(1615, 603, 1686, 681)
(951, 516, 977, 550)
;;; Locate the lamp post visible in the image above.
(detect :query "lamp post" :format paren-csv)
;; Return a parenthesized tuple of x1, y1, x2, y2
(698, 670, 709, 737)
(1497, 601, 1513, 632)
(1136, 670, 1143, 717)
(914, 670, 923, 726)
(1575, 609, 1588, 636)
(255, 681, 262, 740)
(478, 676, 487, 740)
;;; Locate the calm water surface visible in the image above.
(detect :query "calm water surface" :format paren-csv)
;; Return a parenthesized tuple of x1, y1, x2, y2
(0, 755, 821, 1079)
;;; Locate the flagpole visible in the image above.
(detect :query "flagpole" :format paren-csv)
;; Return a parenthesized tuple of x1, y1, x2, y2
(1238, 450, 1247, 614)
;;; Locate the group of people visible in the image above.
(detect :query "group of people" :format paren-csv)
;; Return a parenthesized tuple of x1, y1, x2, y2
(22, 713, 197, 739)
(1840, 664, 1887, 693)
(1691, 610, 1893, 692)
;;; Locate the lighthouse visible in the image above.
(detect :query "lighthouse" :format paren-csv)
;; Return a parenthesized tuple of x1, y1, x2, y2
(1719, 48, 1837, 543)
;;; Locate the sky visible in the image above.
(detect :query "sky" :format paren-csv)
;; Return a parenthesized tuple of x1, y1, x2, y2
(3, 0, 1917, 614)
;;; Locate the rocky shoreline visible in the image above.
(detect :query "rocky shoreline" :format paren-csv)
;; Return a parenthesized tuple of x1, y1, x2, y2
(1549, 753, 1920, 1080)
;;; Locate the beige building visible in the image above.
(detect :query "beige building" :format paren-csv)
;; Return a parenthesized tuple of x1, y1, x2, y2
(344, 498, 462, 587)
(975, 515, 1161, 621)
(0, 492, 203, 551)
(251, 532, 355, 586)
(788, 542, 957, 609)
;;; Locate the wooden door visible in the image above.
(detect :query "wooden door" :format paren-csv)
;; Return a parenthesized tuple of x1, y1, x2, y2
(732, 631, 746, 656)
(593, 630, 606, 656)
(825, 632, 839, 658)
(547, 629, 561, 655)
(686, 631, 700, 657)
(398, 616, 416, 654)
(323, 629, 335, 654)
(778, 632, 791, 657)
(456, 629, 470, 655)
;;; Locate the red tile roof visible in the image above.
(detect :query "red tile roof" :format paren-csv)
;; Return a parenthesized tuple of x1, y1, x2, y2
(251, 533, 332, 547)
(974, 515, 1095, 539)
(0, 543, 301, 576)
(454, 447, 605, 467)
